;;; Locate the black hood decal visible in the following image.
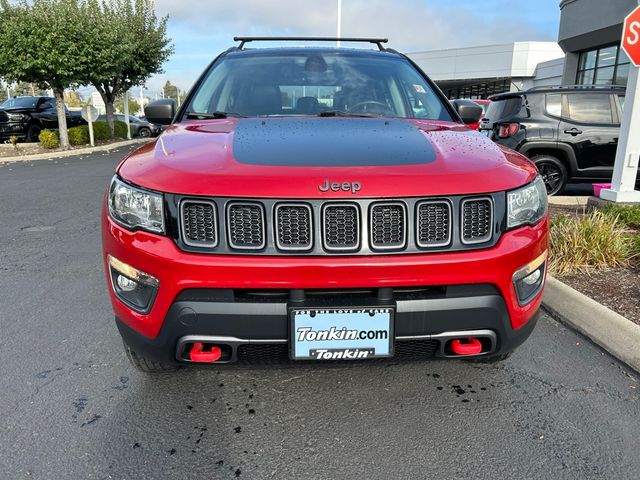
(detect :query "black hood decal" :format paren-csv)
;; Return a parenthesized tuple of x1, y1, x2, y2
(232, 118, 436, 166)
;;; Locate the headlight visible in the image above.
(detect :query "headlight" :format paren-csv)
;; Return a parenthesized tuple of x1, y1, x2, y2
(108, 176, 164, 233)
(507, 176, 548, 229)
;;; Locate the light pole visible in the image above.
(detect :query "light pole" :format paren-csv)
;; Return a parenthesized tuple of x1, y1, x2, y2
(336, 0, 342, 47)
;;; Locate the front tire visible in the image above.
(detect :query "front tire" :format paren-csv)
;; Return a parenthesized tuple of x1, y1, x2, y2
(530, 154, 567, 196)
(123, 342, 178, 373)
(137, 127, 151, 138)
(27, 124, 43, 143)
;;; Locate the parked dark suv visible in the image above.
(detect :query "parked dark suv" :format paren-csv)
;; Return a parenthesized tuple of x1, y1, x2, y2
(480, 86, 628, 195)
(0, 96, 85, 142)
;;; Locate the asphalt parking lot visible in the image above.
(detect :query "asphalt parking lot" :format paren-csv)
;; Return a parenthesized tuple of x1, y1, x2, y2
(0, 147, 639, 479)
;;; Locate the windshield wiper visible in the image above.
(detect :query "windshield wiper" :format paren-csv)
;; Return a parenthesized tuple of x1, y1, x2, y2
(184, 111, 246, 119)
(318, 110, 384, 118)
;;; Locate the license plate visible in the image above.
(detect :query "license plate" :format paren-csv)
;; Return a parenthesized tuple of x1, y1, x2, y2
(290, 307, 394, 360)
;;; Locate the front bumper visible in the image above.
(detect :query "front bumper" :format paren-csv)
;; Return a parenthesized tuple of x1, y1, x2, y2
(0, 122, 27, 140)
(103, 211, 548, 363)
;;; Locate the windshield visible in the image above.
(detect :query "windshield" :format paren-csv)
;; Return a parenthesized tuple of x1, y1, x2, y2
(1, 97, 40, 109)
(186, 51, 452, 121)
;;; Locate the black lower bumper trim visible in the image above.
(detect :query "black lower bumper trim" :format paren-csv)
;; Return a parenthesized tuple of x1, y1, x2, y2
(116, 284, 539, 365)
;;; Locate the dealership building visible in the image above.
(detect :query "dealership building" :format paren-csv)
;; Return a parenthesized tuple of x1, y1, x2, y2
(559, 0, 636, 87)
(408, 42, 565, 99)
(409, 0, 636, 99)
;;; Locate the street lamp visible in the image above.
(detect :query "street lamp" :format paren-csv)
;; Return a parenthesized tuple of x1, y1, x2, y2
(337, 0, 342, 47)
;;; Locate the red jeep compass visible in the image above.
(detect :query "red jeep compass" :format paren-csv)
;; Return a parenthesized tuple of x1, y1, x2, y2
(102, 37, 548, 372)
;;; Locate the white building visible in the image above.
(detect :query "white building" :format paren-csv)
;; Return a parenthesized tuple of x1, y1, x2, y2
(408, 42, 565, 98)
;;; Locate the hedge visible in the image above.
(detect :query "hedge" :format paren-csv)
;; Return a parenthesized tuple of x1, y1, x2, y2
(39, 129, 59, 149)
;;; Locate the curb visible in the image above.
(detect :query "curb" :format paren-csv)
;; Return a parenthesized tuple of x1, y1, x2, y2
(0, 138, 149, 163)
(543, 275, 640, 374)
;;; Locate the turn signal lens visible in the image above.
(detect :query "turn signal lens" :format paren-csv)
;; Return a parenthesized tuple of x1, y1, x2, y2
(108, 255, 159, 313)
(513, 251, 547, 306)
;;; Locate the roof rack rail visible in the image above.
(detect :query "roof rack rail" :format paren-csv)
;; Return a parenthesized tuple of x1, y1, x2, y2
(233, 36, 389, 51)
(528, 84, 627, 91)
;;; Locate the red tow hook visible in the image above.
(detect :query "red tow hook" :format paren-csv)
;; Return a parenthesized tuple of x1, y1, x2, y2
(190, 342, 222, 363)
(450, 337, 483, 356)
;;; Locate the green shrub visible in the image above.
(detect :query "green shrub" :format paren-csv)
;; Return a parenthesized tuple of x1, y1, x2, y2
(549, 211, 636, 276)
(114, 120, 128, 139)
(92, 121, 111, 141)
(39, 129, 59, 149)
(68, 125, 89, 146)
(601, 203, 640, 230)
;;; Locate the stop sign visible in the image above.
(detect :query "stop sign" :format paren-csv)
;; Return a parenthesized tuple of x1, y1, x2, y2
(622, 6, 640, 67)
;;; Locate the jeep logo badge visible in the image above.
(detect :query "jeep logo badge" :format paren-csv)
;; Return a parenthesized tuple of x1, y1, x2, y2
(319, 179, 362, 194)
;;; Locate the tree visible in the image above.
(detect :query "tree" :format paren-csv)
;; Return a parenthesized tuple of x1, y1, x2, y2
(115, 95, 139, 115)
(0, 0, 93, 149)
(64, 91, 86, 108)
(85, 0, 173, 137)
(163, 80, 178, 100)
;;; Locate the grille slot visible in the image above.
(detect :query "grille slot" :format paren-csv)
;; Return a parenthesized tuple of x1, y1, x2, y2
(181, 200, 218, 247)
(236, 340, 439, 364)
(227, 202, 265, 250)
(0, 111, 8, 124)
(322, 203, 360, 252)
(370, 202, 406, 250)
(416, 201, 452, 248)
(275, 204, 313, 251)
(461, 197, 493, 244)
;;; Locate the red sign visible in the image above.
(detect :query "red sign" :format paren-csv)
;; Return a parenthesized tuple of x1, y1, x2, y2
(622, 6, 640, 67)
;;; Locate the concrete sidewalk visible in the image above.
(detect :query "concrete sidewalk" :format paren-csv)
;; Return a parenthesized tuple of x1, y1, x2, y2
(543, 276, 640, 374)
(0, 138, 149, 163)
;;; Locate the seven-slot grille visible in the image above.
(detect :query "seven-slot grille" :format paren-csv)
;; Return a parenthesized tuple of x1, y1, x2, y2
(227, 202, 265, 249)
(323, 204, 360, 251)
(417, 201, 451, 247)
(461, 198, 493, 244)
(275, 204, 313, 251)
(181, 200, 217, 247)
(177, 196, 496, 254)
(370, 202, 406, 250)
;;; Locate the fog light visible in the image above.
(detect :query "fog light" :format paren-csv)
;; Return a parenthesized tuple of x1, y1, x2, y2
(116, 274, 137, 292)
(108, 255, 159, 313)
(513, 251, 547, 306)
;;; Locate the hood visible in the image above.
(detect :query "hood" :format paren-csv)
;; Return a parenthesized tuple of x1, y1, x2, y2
(0, 107, 32, 114)
(118, 117, 537, 198)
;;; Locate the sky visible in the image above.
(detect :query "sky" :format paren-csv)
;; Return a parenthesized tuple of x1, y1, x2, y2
(147, 0, 561, 94)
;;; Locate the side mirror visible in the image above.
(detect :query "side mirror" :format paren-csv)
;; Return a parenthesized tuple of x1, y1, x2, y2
(451, 99, 483, 125)
(144, 99, 176, 125)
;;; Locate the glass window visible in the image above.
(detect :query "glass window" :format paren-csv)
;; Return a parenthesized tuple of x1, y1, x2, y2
(579, 50, 597, 70)
(577, 69, 594, 85)
(576, 44, 631, 86)
(594, 66, 615, 85)
(597, 46, 617, 68)
(546, 94, 562, 117)
(484, 97, 524, 122)
(615, 63, 629, 86)
(618, 95, 625, 112)
(186, 51, 452, 121)
(0, 97, 39, 109)
(566, 94, 613, 123)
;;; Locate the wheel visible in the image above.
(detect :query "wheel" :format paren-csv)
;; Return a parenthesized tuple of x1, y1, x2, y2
(137, 127, 151, 138)
(530, 155, 567, 196)
(27, 123, 43, 143)
(123, 341, 178, 373)
(470, 352, 512, 364)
